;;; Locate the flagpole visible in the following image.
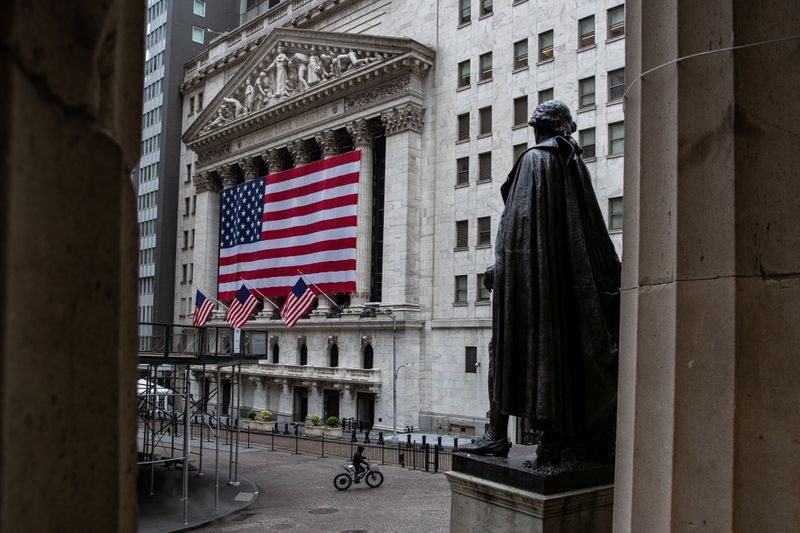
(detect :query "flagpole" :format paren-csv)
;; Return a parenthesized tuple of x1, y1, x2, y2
(296, 269, 340, 309)
(192, 284, 228, 310)
(239, 279, 281, 310)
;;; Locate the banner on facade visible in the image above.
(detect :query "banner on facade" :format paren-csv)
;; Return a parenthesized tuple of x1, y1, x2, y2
(218, 150, 361, 300)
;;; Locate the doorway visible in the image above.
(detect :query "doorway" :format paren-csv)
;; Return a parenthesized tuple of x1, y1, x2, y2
(324, 390, 340, 420)
(356, 392, 375, 429)
(293, 387, 308, 422)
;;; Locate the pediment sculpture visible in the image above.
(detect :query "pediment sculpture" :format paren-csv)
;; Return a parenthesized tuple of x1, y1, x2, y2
(200, 44, 383, 135)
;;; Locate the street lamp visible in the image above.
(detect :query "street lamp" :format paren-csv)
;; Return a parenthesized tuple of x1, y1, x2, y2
(360, 303, 403, 440)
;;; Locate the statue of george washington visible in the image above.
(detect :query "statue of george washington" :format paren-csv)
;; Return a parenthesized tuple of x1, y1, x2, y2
(463, 100, 621, 467)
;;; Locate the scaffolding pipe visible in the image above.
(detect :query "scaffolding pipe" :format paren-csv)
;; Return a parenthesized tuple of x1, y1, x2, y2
(233, 364, 241, 484)
(182, 365, 190, 525)
(215, 365, 221, 511)
(149, 364, 157, 496)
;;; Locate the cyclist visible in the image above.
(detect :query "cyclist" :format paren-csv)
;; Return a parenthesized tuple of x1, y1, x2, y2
(352, 445, 369, 483)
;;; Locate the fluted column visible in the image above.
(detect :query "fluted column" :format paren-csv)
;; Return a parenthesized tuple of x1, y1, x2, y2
(345, 119, 378, 304)
(237, 156, 258, 181)
(192, 171, 222, 304)
(379, 104, 425, 305)
(287, 139, 311, 167)
(314, 129, 339, 159)
(260, 148, 282, 175)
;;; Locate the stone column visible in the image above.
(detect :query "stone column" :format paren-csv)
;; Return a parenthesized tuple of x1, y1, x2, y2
(308, 382, 324, 419)
(192, 171, 222, 303)
(287, 139, 311, 167)
(249, 377, 266, 410)
(339, 385, 357, 422)
(310, 129, 342, 313)
(615, 2, 800, 532)
(276, 380, 294, 423)
(237, 156, 258, 181)
(260, 147, 282, 175)
(379, 104, 425, 305)
(346, 119, 379, 304)
(217, 164, 239, 189)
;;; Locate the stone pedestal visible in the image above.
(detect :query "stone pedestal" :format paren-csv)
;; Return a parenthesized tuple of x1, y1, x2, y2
(447, 448, 613, 533)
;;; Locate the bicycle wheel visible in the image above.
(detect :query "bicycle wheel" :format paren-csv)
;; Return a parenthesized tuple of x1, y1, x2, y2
(333, 473, 352, 491)
(365, 471, 384, 488)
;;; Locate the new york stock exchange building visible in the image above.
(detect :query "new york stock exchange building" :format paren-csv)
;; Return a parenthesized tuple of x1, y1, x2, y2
(175, 0, 625, 439)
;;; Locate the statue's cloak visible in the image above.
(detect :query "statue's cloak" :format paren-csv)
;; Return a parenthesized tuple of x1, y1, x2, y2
(492, 135, 621, 439)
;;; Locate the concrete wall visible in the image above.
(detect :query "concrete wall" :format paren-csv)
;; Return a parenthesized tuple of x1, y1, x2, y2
(0, 1, 141, 531)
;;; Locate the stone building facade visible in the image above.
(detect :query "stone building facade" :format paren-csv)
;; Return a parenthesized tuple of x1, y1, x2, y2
(175, 0, 626, 437)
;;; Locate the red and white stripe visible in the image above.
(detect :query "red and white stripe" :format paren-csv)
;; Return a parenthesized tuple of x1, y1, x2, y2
(218, 150, 361, 300)
(192, 298, 214, 327)
(226, 293, 259, 329)
(281, 288, 317, 328)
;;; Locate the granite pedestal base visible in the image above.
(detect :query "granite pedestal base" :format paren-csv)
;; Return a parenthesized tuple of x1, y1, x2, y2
(447, 447, 613, 532)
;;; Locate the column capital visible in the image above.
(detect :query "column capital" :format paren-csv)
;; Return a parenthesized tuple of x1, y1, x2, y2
(217, 164, 239, 189)
(380, 103, 425, 136)
(287, 139, 312, 167)
(314, 129, 339, 158)
(237, 157, 258, 181)
(259, 148, 282, 174)
(346, 119, 379, 147)
(193, 171, 221, 193)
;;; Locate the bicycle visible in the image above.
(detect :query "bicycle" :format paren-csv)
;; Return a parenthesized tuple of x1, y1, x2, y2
(333, 463, 384, 490)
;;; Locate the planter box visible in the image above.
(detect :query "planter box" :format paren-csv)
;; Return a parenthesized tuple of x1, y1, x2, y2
(245, 419, 276, 432)
(305, 425, 343, 438)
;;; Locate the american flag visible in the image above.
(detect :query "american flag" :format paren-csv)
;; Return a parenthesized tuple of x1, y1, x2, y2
(192, 290, 215, 327)
(226, 284, 259, 329)
(218, 150, 360, 300)
(281, 277, 317, 328)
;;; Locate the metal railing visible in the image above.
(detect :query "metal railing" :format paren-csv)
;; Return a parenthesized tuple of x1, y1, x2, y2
(138, 323, 270, 360)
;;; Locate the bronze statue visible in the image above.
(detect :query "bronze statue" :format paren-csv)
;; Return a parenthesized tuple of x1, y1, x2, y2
(463, 101, 621, 467)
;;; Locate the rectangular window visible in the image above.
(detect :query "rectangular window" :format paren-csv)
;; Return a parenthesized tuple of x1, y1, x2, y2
(459, 0, 471, 24)
(608, 5, 625, 38)
(538, 88, 553, 103)
(180, 298, 187, 318)
(479, 52, 493, 81)
(579, 128, 596, 159)
(609, 196, 624, 230)
(513, 143, 528, 161)
(465, 346, 478, 373)
(189, 263, 194, 283)
(538, 30, 554, 61)
(609, 121, 625, 155)
(183, 230, 189, 250)
(192, 26, 204, 44)
(477, 216, 491, 246)
(191, 229, 195, 249)
(455, 220, 469, 249)
(189, 96, 195, 115)
(184, 197, 190, 216)
(579, 16, 595, 47)
(456, 157, 470, 185)
(478, 152, 492, 182)
(457, 113, 470, 141)
(513, 39, 528, 69)
(480, 0, 493, 16)
(476, 274, 491, 302)
(608, 67, 625, 101)
(181, 264, 187, 284)
(479, 106, 492, 135)
(193, 0, 206, 16)
(455, 275, 468, 303)
(579, 77, 596, 109)
(513, 96, 528, 127)
(185, 163, 192, 183)
(458, 60, 471, 88)
(198, 91, 204, 110)
(192, 195, 196, 214)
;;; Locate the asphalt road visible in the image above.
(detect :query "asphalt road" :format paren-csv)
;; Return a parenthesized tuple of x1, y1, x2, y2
(195, 444, 451, 533)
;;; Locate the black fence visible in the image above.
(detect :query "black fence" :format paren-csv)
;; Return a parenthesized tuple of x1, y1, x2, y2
(187, 419, 460, 474)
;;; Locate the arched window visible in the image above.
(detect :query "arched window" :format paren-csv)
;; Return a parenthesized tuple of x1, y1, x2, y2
(299, 343, 308, 365)
(330, 344, 339, 367)
(363, 344, 373, 369)
(272, 343, 279, 364)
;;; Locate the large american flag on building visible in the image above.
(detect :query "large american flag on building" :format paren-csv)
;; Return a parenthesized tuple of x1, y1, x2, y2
(218, 150, 360, 301)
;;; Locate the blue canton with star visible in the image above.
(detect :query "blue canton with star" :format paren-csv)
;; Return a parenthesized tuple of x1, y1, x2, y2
(219, 178, 265, 249)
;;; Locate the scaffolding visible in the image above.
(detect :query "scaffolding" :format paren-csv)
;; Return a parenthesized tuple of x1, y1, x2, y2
(137, 322, 267, 526)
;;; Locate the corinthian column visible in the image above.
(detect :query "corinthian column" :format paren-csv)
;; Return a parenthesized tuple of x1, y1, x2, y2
(192, 171, 222, 305)
(260, 148, 282, 175)
(345, 119, 378, 305)
(287, 139, 311, 167)
(237, 157, 258, 181)
(313, 129, 342, 314)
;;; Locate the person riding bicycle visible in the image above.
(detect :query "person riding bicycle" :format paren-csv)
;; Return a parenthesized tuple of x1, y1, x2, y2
(352, 445, 369, 483)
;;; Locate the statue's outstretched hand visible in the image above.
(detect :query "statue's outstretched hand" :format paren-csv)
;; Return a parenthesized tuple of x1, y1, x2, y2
(484, 265, 495, 291)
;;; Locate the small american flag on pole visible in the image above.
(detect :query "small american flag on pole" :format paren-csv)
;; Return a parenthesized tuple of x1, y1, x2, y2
(193, 290, 215, 327)
(281, 277, 317, 328)
(226, 284, 259, 329)
(217, 150, 360, 300)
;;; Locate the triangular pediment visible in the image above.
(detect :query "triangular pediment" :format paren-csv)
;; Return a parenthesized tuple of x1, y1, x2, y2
(184, 28, 434, 148)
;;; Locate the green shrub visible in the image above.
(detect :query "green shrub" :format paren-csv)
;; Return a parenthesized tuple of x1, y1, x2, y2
(247, 410, 257, 420)
(326, 416, 340, 427)
(259, 409, 273, 422)
(309, 414, 322, 426)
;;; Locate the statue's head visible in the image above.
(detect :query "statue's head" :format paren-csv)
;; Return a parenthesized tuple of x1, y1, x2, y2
(529, 100, 576, 141)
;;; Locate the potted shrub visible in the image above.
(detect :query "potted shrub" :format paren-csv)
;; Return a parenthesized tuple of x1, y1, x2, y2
(245, 409, 276, 432)
(324, 416, 343, 439)
(305, 414, 325, 437)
